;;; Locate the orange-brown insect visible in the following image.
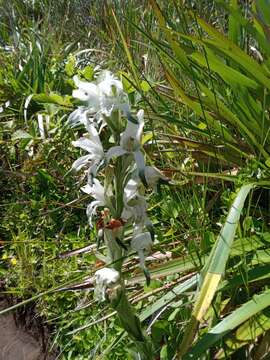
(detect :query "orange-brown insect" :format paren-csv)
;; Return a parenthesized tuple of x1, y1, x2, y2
(105, 218, 126, 230)
(94, 259, 106, 269)
(96, 217, 126, 231)
(95, 214, 127, 250)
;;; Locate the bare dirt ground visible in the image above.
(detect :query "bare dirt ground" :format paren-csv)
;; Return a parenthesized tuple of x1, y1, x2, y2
(0, 300, 55, 360)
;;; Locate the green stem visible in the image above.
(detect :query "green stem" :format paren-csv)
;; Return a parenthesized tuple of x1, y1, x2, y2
(109, 283, 153, 360)
(115, 158, 125, 218)
(104, 229, 123, 272)
(104, 153, 153, 358)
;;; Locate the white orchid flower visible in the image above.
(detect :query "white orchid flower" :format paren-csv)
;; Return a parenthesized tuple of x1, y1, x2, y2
(81, 178, 106, 226)
(106, 110, 146, 174)
(73, 76, 101, 112)
(70, 71, 129, 127)
(98, 70, 123, 98)
(121, 178, 147, 223)
(68, 107, 91, 128)
(71, 124, 104, 177)
(131, 231, 152, 275)
(144, 166, 169, 191)
(94, 267, 120, 302)
(123, 178, 143, 202)
(120, 109, 144, 150)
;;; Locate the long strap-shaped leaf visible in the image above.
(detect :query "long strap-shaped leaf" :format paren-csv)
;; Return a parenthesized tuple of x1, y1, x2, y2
(183, 288, 270, 358)
(177, 183, 255, 358)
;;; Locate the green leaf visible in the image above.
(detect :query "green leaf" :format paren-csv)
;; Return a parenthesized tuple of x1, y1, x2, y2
(228, 0, 242, 45)
(80, 65, 94, 81)
(119, 71, 136, 94)
(33, 93, 72, 106)
(256, 0, 270, 27)
(265, 158, 270, 167)
(206, 184, 255, 275)
(139, 275, 198, 322)
(140, 80, 151, 92)
(164, 67, 236, 144)
(196, 17, 270, 89)
(160, 344, 168, 360)
(184, 289, 270, 358)
(149, 0, 189, 68)
(12, 130, 33, 140)
(216, 309, 270, 358)
(65, 55, 76, 76)
(178, 184, 255, 357)
(221, 264, 270, 292)
(191, 51, 259, 90)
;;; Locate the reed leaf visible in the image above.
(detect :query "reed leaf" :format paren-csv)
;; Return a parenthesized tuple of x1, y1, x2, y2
(184, 289, 270, 358)
(178, 183, 254, 357)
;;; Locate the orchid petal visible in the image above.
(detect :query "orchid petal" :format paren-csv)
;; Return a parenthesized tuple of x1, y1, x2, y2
(120, 110, 144, 151)
(72, 154, 93, 171)
(68, 108, 93, 128)
(72, 76, 100, 111)
(81, 184, 92, 194)
(72, 137, 95, 152)
(136, 109, 145, 140)
(124, 178, 139, 200)
(90, 178, 106, 202)
(72, 89, 89, 102)
(72, 137, 103, 158)
(98, 71, 123, 96)
(144, 166, 169, 190)
(131, 231, 152, 281)
(86, 201, 100, 226)
(85, 124, 103, 148)
(106, 146, 127, 163)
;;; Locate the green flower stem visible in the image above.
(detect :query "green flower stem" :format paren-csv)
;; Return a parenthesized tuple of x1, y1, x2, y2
(104, 151, 153, 359)
(104, 229, 123, 272)
(109, 283, 153, 360)
(115, 157, 125, 218)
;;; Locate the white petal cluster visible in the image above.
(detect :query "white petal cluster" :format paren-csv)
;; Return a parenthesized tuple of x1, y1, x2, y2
(68, 71, 129, 127)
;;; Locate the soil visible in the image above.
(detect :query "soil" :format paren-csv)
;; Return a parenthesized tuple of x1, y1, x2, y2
(0, 299, 56, 360)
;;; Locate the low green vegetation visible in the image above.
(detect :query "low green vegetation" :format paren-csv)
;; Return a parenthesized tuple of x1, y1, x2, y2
(1, 1, 270, 359)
